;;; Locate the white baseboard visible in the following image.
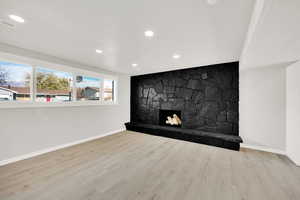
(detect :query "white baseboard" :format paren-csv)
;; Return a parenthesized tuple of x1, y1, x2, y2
(240, 143, 286, 155)
(0, 129, 125, 167)
(286, 154, 300, 167)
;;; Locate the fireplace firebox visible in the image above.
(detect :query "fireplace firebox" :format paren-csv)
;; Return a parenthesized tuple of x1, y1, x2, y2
(159, 109, 182, 128)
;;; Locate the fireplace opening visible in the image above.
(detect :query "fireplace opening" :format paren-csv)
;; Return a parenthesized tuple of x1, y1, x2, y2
(159, 109, 182, 127)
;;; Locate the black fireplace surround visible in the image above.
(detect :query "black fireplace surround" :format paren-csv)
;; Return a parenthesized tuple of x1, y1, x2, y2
(125, 62, 242, 150)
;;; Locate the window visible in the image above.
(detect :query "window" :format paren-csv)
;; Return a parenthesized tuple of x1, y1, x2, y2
(75, 75, 101, 101)
(104, 79, 114, 102)
(0, 57, 117, 107)
(0, 61, 31, 101)
(36, 68, 73, 102)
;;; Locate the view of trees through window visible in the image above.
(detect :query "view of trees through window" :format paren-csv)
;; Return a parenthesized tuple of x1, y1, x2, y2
(0, 60, 116, 104)
(36, 68, 73, 102)
(0, 61, 31, 101)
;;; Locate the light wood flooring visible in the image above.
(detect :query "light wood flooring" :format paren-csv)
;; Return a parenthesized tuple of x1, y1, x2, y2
(0, 131, 300, 200)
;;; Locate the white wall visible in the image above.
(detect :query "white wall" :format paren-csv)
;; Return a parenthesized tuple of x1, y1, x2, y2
(286, 61, 300, 166)
(239, 63, 287, 152)
(0, 44, 130, 163)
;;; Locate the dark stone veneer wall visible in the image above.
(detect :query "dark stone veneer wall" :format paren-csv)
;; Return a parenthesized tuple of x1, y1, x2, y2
(130, 62, 239, 136)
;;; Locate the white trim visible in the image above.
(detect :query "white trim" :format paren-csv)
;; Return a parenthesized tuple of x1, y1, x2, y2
(31, 66, 36, 101)
(241, 143, 286, 155)
(286, 154, 300, 167)
(101, 76, 105, 101)
(0, 129, 125, 166)
(72, 73, 77, 101)
(0, 101, 119, 109)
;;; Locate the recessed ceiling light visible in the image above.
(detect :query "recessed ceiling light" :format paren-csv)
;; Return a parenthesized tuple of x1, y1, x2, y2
(132, 63, 138, 67)
(207, 0, 217, 5)
(9, 15, 25, 23)
(144, 30, 154, 37)
(95, 49, 103, 54)
(173, 54, 181, 59)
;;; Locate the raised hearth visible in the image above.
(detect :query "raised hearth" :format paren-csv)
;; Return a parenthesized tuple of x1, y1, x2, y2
(125, 122, 242, 151)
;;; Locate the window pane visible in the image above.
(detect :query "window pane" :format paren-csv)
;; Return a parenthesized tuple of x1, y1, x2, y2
(104, 79, 114, 101)
(36, 68, 73, 102)
(76, 76, 101, 101)
(0, 61, 31, 101)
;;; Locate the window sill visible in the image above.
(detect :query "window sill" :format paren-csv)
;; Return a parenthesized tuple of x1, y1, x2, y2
(0, 101, 118, 109)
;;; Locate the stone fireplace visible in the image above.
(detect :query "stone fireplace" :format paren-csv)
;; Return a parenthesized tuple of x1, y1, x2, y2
(126, 62, 242, 150)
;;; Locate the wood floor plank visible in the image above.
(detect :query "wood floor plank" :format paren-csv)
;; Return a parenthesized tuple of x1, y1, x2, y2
(0, 131, 299, 200)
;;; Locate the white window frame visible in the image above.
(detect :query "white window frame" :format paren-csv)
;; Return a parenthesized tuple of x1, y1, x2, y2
(102, 78, 116, 103)
(0, 52, 118, 108)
